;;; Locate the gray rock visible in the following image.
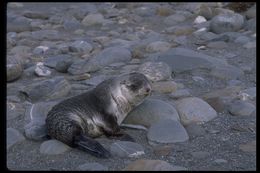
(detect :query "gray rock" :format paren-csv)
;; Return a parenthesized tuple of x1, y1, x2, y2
(31, 30, 61, 41)
(8, 2, 24, 8)
(40, 139, 71, 155)
(83, 75, 109, 86)
(245, 18, 256, 32)
(185, 123, 206, 138)
(207, 41, 228, 49)
(245, 5, 256, 19)
(7, 56, 23, 82)
(69, 40, 93, 54)
(63, 17, 81, 31)
(234, 36, 251, 44)
(214, 159, 228, 164)
(124, 99, 180, 127)
(165, 25, 194, 36)
(170, 89, 191, 99)
(241, 87, 256, 100)
(7, 16, 32, 33)
(19, 76, 71, 103)
(124, 159, 182, 171)
(55, 60, 74, 73)
(44, 54, 72, 68)
(243, 41, 256, 49)
(23, 10, 50, 19)
(24, 101, 59, 140)
(210, 13, 244, 34)
(77, 162, 108, 171)
(151, 47, 227, 74)
(34, 62, 51, 77)
(152, 81, 178, 93)
(175, 97, 217, 125)
(134, 6, 156, 17)
(164, 14, 187, 26)
(110, 141, 145, 158)
(68, 47, 131, 74)
(210, 64, 244, 80)
(7, 128, 25, 150)
(204, 96, 233, 113)
(10, 45, 31, 55)
(138, 62, 172, 82)
(227, 79, 242, 86)
(147, 119, 189, 144)
(81, 13, 106, 26)
(228, 100, 256, 116)
(33, 46, 49, 55)
(146, 41, 171, 53)
(7, 102, 25, 120)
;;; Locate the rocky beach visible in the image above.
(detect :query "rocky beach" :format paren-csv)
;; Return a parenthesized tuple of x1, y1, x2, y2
(6, 2, 256, 171)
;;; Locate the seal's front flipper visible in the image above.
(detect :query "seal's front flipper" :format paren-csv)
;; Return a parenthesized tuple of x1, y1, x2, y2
(74, 134, 111, 158)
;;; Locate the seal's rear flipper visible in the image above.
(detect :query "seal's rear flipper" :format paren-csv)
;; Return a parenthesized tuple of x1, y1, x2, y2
(73, 134, 111, 158)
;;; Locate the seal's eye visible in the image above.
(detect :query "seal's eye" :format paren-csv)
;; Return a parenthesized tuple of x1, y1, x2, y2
(128, 83, 139, 90)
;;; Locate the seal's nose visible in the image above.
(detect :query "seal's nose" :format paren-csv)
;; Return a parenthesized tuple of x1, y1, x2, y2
(145, 86, 151, 93)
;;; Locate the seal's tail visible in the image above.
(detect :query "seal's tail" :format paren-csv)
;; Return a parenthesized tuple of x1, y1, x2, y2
(74, 134, 111, 158)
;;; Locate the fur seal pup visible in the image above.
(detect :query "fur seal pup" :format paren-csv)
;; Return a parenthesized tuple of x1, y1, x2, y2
(46, 72, 151, 158)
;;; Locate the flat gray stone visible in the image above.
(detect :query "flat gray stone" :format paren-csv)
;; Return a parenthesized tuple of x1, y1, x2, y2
(31, 30, 61, 41)
(151, 81, 178, 93)
(146, 41, 171, 53)
(69, 40, 93, 54)
(7, 16, 32, 33)
(243, 41, 256, 49)
(191, 151, 210, 159)
(40, 139, 71, 155)
(81, 13, 106, 26)
(138, 61, 172, 82)
(77, 162, 108, 171)
(210, 13, 244, 34)
(185, 123, 206, 138)
(110, 141, 145, 158)
(19, 76, 71, 103)
(7, 56, 23, 82)
(7, 128, 25, 150)
(210, 65, 244, 80)
(228, 100, 256, 116)
(68, 47, 131, 74)
(152, 48, 227, 73)
(147, 119, 189, 144)
(124, 99, 180, 127)
(170, 89, 191, 99)
(175, 97, 217, 125)
(44, 54, 72, 68)
(164, 14, 187, 26)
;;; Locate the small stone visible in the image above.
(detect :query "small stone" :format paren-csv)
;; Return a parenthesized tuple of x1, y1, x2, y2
(110, 141, 145, 158)
(207, 41, 228, 49)
(19, 76, 71, 103)
(124, 99, 180, 127)
(123, 159, 178, 171)
(164, 14, 186, 26)
(34, 62, 51, 77)
(214, 159, 228, 164)
(153, 145, 174, 156)
(55, 59, 74, 73)
(165, 25, 194, 36)
(245, 5, 256, 19)
(33, 46, 49, 55)
(63, 17, 81, 31)
(69, 40, 93, 54)
(44, 54, 72, 68)
(175, 97, 217, 125)
(228, 100, 255, 116)
(138, 61, 172, 82)
(7, 128, 25, 150)
(234, 36, 251, 44)
(185, 123, 206, 138)
(7, 102, 25, 120)
(70, 73, 91, 81)
(7, 56, 23, 82)
(146, 41, 171, 53)
(40, 139, 71, 155)
(147, 119, 189, 144)
(204, 96, 232, 113)
(210, 13, 244, 34)
(170, 89, 191, 99)
(210, 65, 244, 80)
(194, 15, 207, 24)
(156, 6, 173, 16)
(81, 13, 106, 26)
(240, 87, 256, 100)
(23, 10, 50, 19)
(243, 41, 256, 49)
(77, 162, 108, 171)
(239, 140, 256, 152)
(152, 81, 178, 93)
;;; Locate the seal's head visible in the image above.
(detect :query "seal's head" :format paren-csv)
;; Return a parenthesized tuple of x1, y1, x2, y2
(119, 72, 151, 106)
